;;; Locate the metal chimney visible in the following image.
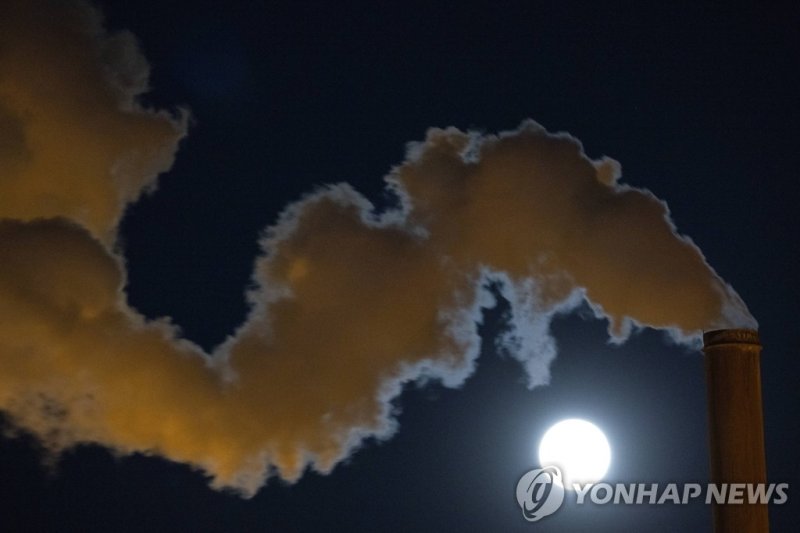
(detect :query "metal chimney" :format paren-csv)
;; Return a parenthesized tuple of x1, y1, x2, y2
(703, 329, 768, 532)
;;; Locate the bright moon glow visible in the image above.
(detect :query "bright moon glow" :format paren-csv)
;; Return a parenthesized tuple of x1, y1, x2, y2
(538, 418, 611, 490)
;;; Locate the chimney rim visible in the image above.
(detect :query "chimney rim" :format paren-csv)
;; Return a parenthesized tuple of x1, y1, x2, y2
(702, 328, 760, 348)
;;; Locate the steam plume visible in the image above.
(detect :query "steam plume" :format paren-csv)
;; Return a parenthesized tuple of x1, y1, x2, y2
(0, 0, 755, 496)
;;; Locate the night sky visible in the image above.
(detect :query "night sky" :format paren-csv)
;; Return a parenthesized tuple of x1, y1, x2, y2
(0, 1, 798, 531)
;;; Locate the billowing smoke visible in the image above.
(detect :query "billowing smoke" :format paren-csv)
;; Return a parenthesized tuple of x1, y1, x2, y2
(0, 0, 754, 496)
(0, 0, 187, 241)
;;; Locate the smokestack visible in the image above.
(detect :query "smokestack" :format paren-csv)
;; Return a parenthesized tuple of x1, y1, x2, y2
(703, 329, 768, 532)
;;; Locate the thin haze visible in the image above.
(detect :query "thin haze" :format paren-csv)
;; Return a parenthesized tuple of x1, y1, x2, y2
(0, 0, 755, 496)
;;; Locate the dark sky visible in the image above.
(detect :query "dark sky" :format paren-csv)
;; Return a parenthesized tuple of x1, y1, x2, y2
(1, 1, 798, 531)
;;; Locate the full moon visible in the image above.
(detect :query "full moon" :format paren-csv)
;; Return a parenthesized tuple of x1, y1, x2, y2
(538, 418, 611, 490)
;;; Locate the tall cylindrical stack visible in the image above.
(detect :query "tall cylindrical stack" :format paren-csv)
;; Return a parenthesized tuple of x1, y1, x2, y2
(703, 329, 769, 532)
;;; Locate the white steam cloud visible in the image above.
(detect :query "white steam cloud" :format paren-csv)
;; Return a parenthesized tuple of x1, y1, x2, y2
(0, 0, 754, 496)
